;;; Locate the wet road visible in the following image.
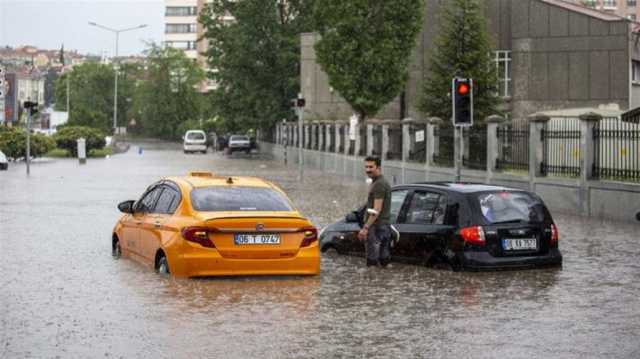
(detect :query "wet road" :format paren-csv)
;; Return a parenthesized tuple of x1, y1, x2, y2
(1, 142, 639, 358)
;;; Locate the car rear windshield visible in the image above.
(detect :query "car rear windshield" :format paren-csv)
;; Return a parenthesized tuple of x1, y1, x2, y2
(186, 132, 205, 140)
(230, 135, 249, 141)
(191, 186, 293, 211)
(476, 191, 545, 224)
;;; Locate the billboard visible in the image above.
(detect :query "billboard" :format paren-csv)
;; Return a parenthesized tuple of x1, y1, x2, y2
(4, 73, 17, 124)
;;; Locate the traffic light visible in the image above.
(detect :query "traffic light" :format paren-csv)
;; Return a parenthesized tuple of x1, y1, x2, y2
(24, 101, 39, 116)
(290, 97, 306, 109)
(452, 77, 473, 126)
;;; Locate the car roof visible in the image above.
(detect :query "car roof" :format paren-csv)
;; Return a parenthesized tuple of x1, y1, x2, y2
(166, 172, 273, 190)
(185, 130, 205, 133)
(396, 182, 527, 194)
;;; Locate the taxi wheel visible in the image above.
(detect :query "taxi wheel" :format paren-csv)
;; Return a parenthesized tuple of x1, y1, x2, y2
(156, 253, 170, 275)
(112, 238, 122, 259)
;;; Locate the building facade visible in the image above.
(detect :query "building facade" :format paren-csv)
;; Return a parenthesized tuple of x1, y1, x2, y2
(301, 0, 640, 122)
(164, 0, 229, 92)
(571, 0, 640, 21)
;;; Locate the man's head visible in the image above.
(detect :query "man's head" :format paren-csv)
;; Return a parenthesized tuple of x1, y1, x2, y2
(364, 156, 382, 178)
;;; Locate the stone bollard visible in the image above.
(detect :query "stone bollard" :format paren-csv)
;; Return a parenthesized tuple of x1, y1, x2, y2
(77, 138, 87, 164)
(485, 115, 505, 181)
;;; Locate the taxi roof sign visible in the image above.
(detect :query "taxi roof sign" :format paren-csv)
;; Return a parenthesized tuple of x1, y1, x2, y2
(188, 171, 215, 178)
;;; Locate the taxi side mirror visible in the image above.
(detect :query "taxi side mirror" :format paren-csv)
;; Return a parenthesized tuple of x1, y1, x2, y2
(118, 200, 135, 214)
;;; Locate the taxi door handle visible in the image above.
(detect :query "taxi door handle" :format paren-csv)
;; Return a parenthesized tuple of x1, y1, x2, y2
(136, 221, 143, 225)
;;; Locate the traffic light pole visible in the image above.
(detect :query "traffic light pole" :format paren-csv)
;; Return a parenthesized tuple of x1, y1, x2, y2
(456, 126, 463, 182)
(297, 105, 304, 181)
(26, 109, 31, 176)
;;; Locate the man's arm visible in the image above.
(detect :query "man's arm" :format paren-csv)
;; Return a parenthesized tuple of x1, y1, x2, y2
(364, 198, 383, 229)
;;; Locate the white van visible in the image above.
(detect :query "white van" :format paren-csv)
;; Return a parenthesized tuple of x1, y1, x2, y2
(183, 130, 207, 154)
(0, 150, 8, 170)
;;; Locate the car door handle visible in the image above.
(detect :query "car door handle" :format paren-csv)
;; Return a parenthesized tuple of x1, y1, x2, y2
(136, 221, 143, 225)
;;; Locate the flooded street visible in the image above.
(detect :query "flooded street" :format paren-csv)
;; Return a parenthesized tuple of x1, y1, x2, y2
(1, 142, 639, 358)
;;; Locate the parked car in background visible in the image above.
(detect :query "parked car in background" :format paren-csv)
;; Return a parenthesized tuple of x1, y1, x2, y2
(112, 171, 320, 277)
(0, 150, 8, 170)
(320, 182, 562, 271)
(183, 130, 207, 154)
(228, 135, 251, 154)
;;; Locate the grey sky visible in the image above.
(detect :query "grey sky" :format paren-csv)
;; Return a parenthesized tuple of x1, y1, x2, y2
(0, 0, 165, 56)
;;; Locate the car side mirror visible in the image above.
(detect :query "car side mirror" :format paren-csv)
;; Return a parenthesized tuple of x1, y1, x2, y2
(118, 200, 135, 214)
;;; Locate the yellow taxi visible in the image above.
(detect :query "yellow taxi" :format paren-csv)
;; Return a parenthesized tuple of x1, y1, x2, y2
(111, 171, 320, 277)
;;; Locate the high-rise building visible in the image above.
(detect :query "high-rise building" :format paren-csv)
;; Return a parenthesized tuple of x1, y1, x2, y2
(570, 0, 640, 21)
(164, 0, 229, 92)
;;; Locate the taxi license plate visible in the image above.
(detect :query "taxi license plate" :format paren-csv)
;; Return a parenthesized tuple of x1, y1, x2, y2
(234, 234, 280, 245)
(502, 238, 537, 251)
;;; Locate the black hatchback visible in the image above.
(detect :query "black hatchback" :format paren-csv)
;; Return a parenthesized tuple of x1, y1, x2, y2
(319, 182, 562, 270)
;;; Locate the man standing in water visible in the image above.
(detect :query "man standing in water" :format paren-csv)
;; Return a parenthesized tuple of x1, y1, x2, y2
(358, 156, 392, 267)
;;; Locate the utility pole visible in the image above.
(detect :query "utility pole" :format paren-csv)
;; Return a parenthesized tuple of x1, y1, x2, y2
(24, 101, 38, 176)
(292, 94, 306, 182)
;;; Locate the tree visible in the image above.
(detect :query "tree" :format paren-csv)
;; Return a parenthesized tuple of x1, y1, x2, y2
(313, 0, 424, 122)
(200, 0, 316, 132)
(418, 0, 499, 123)
(0, 127, 55, 159)
(132, 45, 205, 139)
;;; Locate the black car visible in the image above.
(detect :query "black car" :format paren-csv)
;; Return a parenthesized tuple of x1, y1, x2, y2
(319, 182, 562, 270)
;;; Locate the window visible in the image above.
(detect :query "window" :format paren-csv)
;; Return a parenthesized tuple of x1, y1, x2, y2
(165, 41, 197, 50)
(136, 187, 162, 213)
(494, 51, 511, 98)
(165, 6, 198, 16)
(629, 0, 637, 7)
(628, 14, 637, 21)
(165, 24, 196, 34)
(389, 190, 409, 223)
(155, 187, 180, 214)
(405, 191, 444, 225)
(602, 0, 617, 8)
(632, 60, 640, 83)
(190, 187, 293, 212)
(477, 191, 544, 224)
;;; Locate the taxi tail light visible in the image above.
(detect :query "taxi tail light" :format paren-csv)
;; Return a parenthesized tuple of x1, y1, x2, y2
(460, 226, 486, 246)
(550, 224, 559, 247)
(181, 226, 215, 248)
(299, 227, 318, 247)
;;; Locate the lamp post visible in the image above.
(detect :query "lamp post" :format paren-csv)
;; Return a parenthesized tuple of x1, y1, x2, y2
(88, 21, 147, 134)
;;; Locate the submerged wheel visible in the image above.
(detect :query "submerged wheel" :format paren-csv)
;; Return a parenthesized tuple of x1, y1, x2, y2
(156, 253, 170, 275)
(112, 238, 122, 259)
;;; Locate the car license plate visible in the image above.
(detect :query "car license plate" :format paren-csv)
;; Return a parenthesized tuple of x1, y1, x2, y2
(234, 234, 280, 245)
(502, 238, 537, 251)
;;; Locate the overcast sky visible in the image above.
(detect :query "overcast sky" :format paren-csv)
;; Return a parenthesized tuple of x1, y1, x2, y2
(0, 0, 165, 56)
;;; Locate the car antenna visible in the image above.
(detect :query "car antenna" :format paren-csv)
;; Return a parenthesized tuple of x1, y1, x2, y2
(226, 177, 234, 184)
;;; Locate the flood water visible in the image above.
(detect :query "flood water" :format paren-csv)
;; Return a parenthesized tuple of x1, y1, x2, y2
(1, 141, 639, 358)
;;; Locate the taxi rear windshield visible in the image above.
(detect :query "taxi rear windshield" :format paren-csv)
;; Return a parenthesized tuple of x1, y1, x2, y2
(191, 186, 293, 212)
(476, 191, 545, 224)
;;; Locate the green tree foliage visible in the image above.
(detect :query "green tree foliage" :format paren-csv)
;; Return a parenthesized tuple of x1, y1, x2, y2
(313, 0, 424, 121)
(54, 62, 139, 133)
(53, 126, 106, 156)
(200, 0, 316, 131)
(418, 0, 499, 123)
(132, 45, 205, 139)
(0, 127, 56, 159)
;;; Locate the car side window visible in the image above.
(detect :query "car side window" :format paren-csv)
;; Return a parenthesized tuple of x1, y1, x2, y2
(405, 191, 442, 225)
(389, 189, 409, 224)
(136, 187, 162, 213)
(155, 187, 180, 214)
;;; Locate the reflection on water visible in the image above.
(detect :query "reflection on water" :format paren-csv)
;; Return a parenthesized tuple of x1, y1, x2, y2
(1, 145, 639, 358)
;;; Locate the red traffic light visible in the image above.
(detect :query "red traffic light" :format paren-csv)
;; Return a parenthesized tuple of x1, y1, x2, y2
(457, 83, 470, 96)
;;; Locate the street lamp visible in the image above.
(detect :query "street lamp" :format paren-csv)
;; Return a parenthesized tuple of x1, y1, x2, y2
(88, 21, 147, 133)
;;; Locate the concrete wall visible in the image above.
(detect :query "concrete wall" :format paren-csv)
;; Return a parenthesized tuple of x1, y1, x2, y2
(510, 0, 631, 118)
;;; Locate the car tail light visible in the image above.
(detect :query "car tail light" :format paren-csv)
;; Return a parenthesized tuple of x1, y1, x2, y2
(299, 227, 318, 247)
(550, 224, 559, 247)
(460, 226, 486, 246)
(181, 226, 215, 248)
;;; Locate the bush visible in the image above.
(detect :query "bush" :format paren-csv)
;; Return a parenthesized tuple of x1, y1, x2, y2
(0, 127, 56, 159)
(53, 126, 106, 156)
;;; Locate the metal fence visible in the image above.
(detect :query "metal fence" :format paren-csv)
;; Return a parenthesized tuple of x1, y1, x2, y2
(541, 118, 581, 177)
(593, 117, 640, 182)
(462, 124, 487, 170)
(407, 123, 426, 163)
(433, 125, 454, 167)
(496, 124, 530, 171)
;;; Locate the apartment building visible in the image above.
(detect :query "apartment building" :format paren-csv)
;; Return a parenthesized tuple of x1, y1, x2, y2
(571, 0, 640, 21)
(164, 0, 228, 92)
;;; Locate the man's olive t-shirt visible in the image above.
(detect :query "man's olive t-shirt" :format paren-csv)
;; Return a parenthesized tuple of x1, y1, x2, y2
(365, 175, 392, 225)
